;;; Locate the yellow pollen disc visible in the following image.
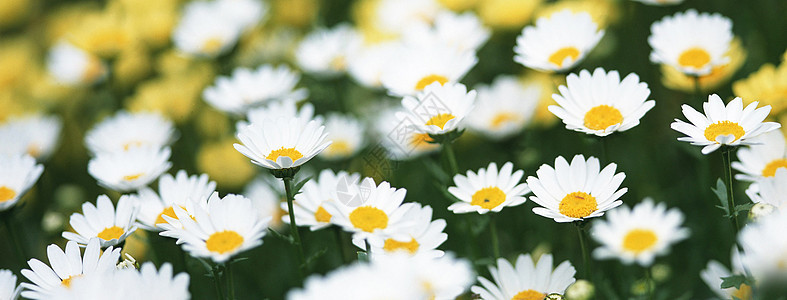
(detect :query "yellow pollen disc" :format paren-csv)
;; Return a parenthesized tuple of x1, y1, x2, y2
(82, 58, 103, 82)
(349, 206, 389, 232)
(201, 37, 224, 54)
(61, 275, 82, 288)
(678, 47, 711, 69)
(622, 229, 658, 253)
(206, 230, 244, 254)
(326, 140, 352, 157)
(97, 226, 125, 241)
(266, 147, 304, 162)
(511, 289, 546, 300)
(762, 159, 787, 177)
(314, 206, 332, 223)
(425, 113, 456, 130)
(411, 133, 436, 150)
(559, 192, 598, 219)
(584, 105, 623, 131)
(383, 237, 420, 254)
(490, 112, 519, 129)
(155, 206, 178, 225)
(123, 173, 144, 181)
(470, 187, 507, 210)
(731, 283, 752, 300)
(0, 186, 17, 203)
(123, 141, 143, 151)
(548, 46, 580, 68)
(415, 74, 449, 91)
(704, 121, 745, 143)
(330, 56, 346, 71)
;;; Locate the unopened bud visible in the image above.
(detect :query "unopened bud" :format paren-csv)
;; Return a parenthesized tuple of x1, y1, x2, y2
(565, 279, 595, 300)
(545, 293, 564, 300)
(748, 203, 775, 222)
(651, 264, 671, 282)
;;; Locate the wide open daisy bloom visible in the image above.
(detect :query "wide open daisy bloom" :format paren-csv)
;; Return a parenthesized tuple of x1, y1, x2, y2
(203, 64, 308, 115)
(700, 249, 752, 300)
(284, 169, 361, 231)
(745, 168, 787, 209)
(20, 238, 121, 300)
(591, 199, 690, 266)
(447, 162, 530, 214)
(0, 269, 21, 300)
(0, 114, 62, 160)
(159, 192, 270, 263)
(401, 11, 491, 53)
(471, 253, 576, 300)
(550, 68, 655, 137)
(85, 111, 175, 155)
(732, 131, 787, 181)
(398, 82, 476, 136)
(466, 76, 540, 140)
(62, 195, 139, 248)
(87, 146, 172, 192)
(295, 24, 361, 77)
(514, 10, 604, 72)
(134, 170, 216, 231)
(527, 155, 626, 223)
(318, 114, 365, 160)
(235, 117, 331, 170)
(738, 209, 787, 282)
(671, 94, 781, 155)
(46, 41, 106, 86)
(0, 154, 43, 212)
(648, 10, 732, 76)
(380, 44, 478, 97)
(364, 203, 448, 258)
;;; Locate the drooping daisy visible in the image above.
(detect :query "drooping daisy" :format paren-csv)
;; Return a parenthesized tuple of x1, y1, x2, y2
(234, 117, 331, 170)
(447, 162, 530, 214)
(401, 11, 491, 53)
(671, 94, 781, 154)
(745, 168, 787, 209)
(318, 114, 365, 160)
(365, 203, 448, 258)
(203, 64, 308, 115)
(239, 98, 318, 132)
(87, 146, 172, 192)
(550, 68, 656, 137)
(380, 44, 478, 96)
(46, 41, 106, 86)
(527, 155, 627, 223)
(465, 76, 540, 140)
(159, 192, 270, 263)
(20, 238, 121, 300)
(0, 269, 21, 300)
(591, 198, 690, 266)
(295, 24, 362, 77)
(134, 170, 216, 230)
(244, 175, 287, 230)
(0, 114, 62, 160)
(398, 82, 476, 136)
(62, 195, 139, 248)
(514, 10, 605, 72)
(0, 154, 44, 212)
(84, 111, 176, 155)
(737, 209, 787, 282)
(700, 249, 752, 300)
(732, 131, 787, 181)
(648, 10, 733, 76)
(283, 169, 360, 231)
(471, 253, 577, 300)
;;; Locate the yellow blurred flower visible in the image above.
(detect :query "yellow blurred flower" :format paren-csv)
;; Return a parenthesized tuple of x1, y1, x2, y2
(44, 3, 100, 44)
(0, 90, 28, 123)
(195, 107, 231, 139)
(477, 0, 542, 30)
(733, 62, 787, 117)
(534, 0, 620, 28)
(522, 71, 562, 128)
(121, 229, 150, 262)
(155, 49, 217, 77)
(271, 0, 318, 28)
(663, 38, 746, 93)
(353, 0, 402, 44)
(197, 137, 256, 190)
(67, 3, 132, 57)
(116, 0, 179, 49)
(125, 73, 210, 124)
(113, 44, 152, 88)
(0, 0, 31, 29)
(0, 37, 36, 92)
(438, 0, 479, 11)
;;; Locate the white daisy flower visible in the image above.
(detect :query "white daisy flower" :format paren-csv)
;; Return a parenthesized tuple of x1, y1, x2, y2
(375, 106, 440, 160)
(172, 1, 242, 58)
(281, 169, 360, 231)
(131, 262, 190, 300)
(234, 117, 331, 170)
(632, 0, 684, 5)
(671, 94, 781, 155)
(398, 82, 476, 135)
(318, 114, 365, 160)
(591, 198, 690, 266)
(447, 162, 530, 214)
(648, 10, 733, 76)
(738, 209, 787, 282)
(527, 155, 627, 223)
(745, 168, 787, 209)
(295, 24, 362, 77)
(700, 249, 751, 300)
(471, 253, 577, 300)
(238, 98, 318, 133)
(365, 203, 448, 258)
(214, 0, 267, 32)
(203, 64, 308, 115)
(0, 269, 21, 300)
(372, 0, 442, 36)
(0, 114, 62, 160)
(159, 192, 270, 263)
(134, 170, 216, 231)
(550, 68, 656, 137)
(46, 41, 105, 86)
(62, 195, 139, 248)
(87, 146, 172, 192)
(402, 11, 491, 53)
(514, 10, 604, 72)
(732, 131, 787, 181)
(0, 154, 43, 212)
(20, 238, 121, 300)
(371, 253, 475, 299)
(380, 44, 478, 96)
(466, 76, 540, 140)
(244, 175, 287, 230)
(85, 111, 175, 155)
(347, 42, 397, 89)
(51, 262, 190, 300)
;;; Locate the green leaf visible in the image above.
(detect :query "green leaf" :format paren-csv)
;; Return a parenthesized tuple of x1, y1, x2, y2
(711, 178, 729, 214)
(733, 203, 755, 216)
(292, 176, 313, 196)
(305, 248, 328, 267)
(469, 215, 490, 236)
(267, 228, 294, 244)
(720, 274, 752, 289)
(435, 181, 461, 203)
(357, 251, 369, 262)
(422, 158, 449, 184)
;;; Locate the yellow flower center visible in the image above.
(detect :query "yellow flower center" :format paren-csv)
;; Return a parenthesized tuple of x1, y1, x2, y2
(206, 230, 245, 254)
(266, 147, 304, 162)
(761, 159, 787, 177)
(81, 57, 104, 83)
(704, 121, 745, 143)
(622, 229, 658, 253)
(731, 283, 752, 300)
(411, 133, 436, 150)
(415, 74, 449, 91)
(0, 186, 17, 203)
(383, 237, 420, 254)
(349, 206, 389, 232)
(559, 191, 598, 219)
(470, 187, 507, 210)
(97, 226, 125, 241)
(314, 205, 332, 223)
(678, 47, 711, 69)
(155, 206, 189, 225)
(61, 275, 82, 288)
(490, 112, 519, 129)
(549, 46, 580, 68)
(326, 140, 353, 157)
(123, 173, 144, 181)
(26, 144, 41, 158)
(512, 289, 546, 300)
(584, 105, 623, 131)
(330, 56, 346, 71)
(201, 37, 224, 54)
(425, 113, 456, 130)
(123, 141, 143, 151)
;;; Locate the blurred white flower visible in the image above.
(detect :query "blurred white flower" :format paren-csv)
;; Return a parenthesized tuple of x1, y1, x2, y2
(204, 65, 308, 115)
(0, 114, 62, 160)
(466, 76, 539, 140)
(46, 41, 105, 86)
(85, 111, 175, 155)
(649, 9, 733, 76)
(87, 146, 172, 192)
(0, 154, 43, 212)
(514, 10, 604, 72)
(296, 24, 362, 77)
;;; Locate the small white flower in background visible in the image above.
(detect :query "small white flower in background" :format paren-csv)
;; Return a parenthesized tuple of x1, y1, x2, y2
(671, 94, 781, 155)
(172, 0, 266, 57)
(649, 9, 733, 76)
(591, 198, 690, 266)
(295, 24, 362, 77)
(527, 155, 627, 223)
(84, 111, 176, 155)
(238, 99, 318, 134)
(20, 238, 121, 300)
(62, 195, 139, 248)
(372, 0, 442, 36)
(0, 269, 21, 300)
(398, 82, 476, 135)
(631, 0, 684, 6)
(0, 114, 62, 160)
(214, 0, 267, 31)
(514, 10, 604, 72)
(235, 117, 331, 170)
(46, 41, 105, 86)
(159, 192, 271, 263)
(282, 169, 360, 231)
(732, 131, 787, 181)
(745, 168, 787, 209)
(466, 76, 540, 140)
(700, 248, 752, 300)
(49, 262, 190, 300)
(380, 44, 477, 97)
(363, 203, 448, 258)
(371, 253, 474, 299)
(133, 170, 216, 231)
(0, 154, 44, 212)
(244, 175, 288, 230)
(401, 11, 491, 53)
(347, 42, 397, 89)
(318, 114, 365, 160)
(738, 209, 787, 282)
(203, 64, 308, 115)
(374, 106, 440, 160)
(471, 253, 576, 300)
(447, 162, 530, 214)
(87, 146, 172, 192)
(550, 68, 655, 137)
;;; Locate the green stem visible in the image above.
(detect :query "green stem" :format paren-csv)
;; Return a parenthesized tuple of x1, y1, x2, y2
(598, 137, 608, 164)
(693, 75, 703, 103)
(489, 214, 500, 259)
(575, 222, 591, 280)
(442, 142, 459, 175)
(210, 264, 225, 300)
(333, 226, 349, 264)
(721, 147, 741, 233)
(283, 177, 307, 280)
(225, 262, 235, 300)
(645, 266, 653, 300)
(2, 212, 27, 265)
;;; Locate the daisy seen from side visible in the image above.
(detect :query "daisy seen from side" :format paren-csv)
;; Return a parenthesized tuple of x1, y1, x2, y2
(398, 82, 476, 136)
(732, 131, 787, 181)
(134, 170, 216, 230)
(465, 75, 540, 140)
(514, 10, 604, 72)
(84, 111, 175, 155)
(648, 9, 733, 76)
(234, 117, 331, 170)
(87, 146, 172, 192)
(62, 195, 139, 248)
(471, 253, 577, 300)
(0, 154, 43, 212)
